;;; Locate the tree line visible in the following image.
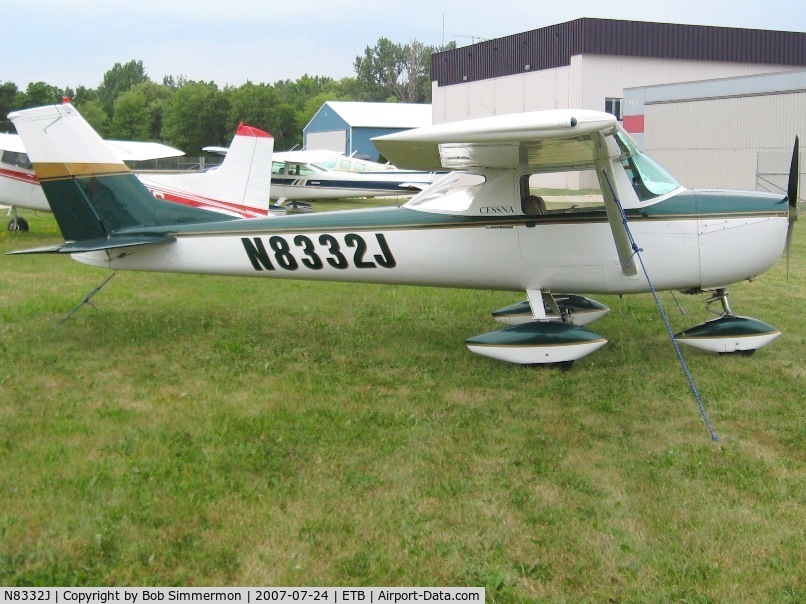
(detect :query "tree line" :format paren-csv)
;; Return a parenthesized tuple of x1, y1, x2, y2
(0, 38, 455, 154)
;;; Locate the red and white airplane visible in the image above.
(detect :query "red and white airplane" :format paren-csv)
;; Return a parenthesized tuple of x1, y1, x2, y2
(0, 119, 275, 231)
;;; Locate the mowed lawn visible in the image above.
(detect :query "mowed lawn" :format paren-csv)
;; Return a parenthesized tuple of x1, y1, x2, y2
(0, 209, 803, 601)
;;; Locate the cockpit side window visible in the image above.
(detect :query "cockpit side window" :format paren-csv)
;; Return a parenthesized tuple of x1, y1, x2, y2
(519, 171, 605, 215)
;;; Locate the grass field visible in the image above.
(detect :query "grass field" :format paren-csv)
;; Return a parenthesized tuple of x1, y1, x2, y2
(0, 207, 803, 601)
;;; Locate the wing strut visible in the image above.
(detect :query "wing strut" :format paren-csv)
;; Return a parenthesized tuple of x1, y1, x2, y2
(594, 132, 638, 276)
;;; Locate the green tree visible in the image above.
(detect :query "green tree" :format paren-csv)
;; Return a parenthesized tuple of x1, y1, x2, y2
(109, 90, 151, 140)
(97, 60, 150, 114)
(275, 75, 335, 110)
(354, 38, 455, 103)
(129, 81, 174, 140)
(227, 82, 300, 150)
(0, 81, 21, 132)
(354, 38, 406, 101)
(162, 74, 187, 90)
(74, 99, 109, 137)
(73, 85, 100, 105)
(161, 81, 230, 154)
(20, 81, 63, 107)
(228, 82, 280, 131)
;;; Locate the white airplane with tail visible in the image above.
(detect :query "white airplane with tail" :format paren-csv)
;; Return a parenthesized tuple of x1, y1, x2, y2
(138, 123, 274, 218)
(7, 102, 798, 374)
(0, 117, 275, 231)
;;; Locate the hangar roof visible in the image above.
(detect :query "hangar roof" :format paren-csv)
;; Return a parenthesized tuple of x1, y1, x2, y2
(432, 18, 806, 87)
(315, 102, 432, 129)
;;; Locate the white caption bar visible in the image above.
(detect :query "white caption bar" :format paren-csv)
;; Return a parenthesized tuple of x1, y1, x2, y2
(0, 588, 484, 604)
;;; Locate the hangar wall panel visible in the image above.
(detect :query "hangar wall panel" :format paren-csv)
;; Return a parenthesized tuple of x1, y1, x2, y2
(432, 67, 571, 122)
(643, 91, 806, 189)
(433, 55, 791, 123)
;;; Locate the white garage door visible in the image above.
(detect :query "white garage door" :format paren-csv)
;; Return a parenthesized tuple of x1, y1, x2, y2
(306, 130, 347, 152)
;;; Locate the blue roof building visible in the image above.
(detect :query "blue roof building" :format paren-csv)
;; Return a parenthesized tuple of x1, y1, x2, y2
(303, 102, 431, 161)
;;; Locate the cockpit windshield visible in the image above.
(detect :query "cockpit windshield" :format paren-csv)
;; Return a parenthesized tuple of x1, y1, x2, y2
(615, 131, 680, 201)
(405, 171, 485, 212)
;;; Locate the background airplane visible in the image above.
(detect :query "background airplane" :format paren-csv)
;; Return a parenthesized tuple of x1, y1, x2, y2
(205, 143, 443, 204)
(268, 151, 441, 203)
(0, 120, 277, 231)
(1, 131, 184, 231)
(138, 123, 276, 218)
(8, 102, 797, 370)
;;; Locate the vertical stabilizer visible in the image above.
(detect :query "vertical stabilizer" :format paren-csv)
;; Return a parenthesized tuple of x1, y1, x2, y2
(9, 103, 235, 244)
(138, 123, 274, 217)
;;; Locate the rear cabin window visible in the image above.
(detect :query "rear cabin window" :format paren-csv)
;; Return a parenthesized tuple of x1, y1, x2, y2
(406, 172, 485, 212)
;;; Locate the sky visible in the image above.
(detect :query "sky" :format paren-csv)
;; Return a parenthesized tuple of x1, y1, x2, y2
(5, 0, 806, 91)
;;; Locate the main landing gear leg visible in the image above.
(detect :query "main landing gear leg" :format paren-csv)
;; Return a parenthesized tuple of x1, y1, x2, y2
(7, 206, 29, 232)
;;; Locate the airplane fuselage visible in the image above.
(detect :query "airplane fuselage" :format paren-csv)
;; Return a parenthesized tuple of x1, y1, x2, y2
(75, 189, 788, 296)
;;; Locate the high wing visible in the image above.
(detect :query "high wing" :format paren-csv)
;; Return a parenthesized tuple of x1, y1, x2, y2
(1, 132, 184, 162)
(0, 132, 27, 154)
(373, 110, 638, 275)
(102, 140, 185, 162)
(372, 109, 618, 171)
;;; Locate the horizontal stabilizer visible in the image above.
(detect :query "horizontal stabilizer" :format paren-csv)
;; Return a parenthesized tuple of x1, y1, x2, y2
(7, 235, 175, 255)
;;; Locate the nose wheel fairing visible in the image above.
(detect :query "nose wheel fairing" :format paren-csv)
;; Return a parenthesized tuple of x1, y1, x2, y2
(674, 289, 781, 354)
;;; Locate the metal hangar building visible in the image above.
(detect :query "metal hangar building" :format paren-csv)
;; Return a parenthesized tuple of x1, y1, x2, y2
(624, 69, 806, 191)
(429, 18, 806, 190)
(430, 18, 806, 123)
(303, 101, 432, 162)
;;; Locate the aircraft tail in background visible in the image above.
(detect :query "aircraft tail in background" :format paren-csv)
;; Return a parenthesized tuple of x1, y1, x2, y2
(137, 123, 274, 218)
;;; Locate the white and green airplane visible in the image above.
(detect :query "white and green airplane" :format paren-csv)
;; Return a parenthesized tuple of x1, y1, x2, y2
(7, 102, 798, 366)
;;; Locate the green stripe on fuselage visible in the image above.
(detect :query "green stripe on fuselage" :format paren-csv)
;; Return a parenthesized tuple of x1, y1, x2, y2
(113, 188, 785, 240)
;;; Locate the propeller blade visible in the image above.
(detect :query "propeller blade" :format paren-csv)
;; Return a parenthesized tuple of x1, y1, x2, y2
(787, 136, 799, 212)
(785, 136, 799, 279)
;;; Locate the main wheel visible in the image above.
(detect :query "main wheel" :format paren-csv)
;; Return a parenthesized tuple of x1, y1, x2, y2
(8, 217, 29, 232)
